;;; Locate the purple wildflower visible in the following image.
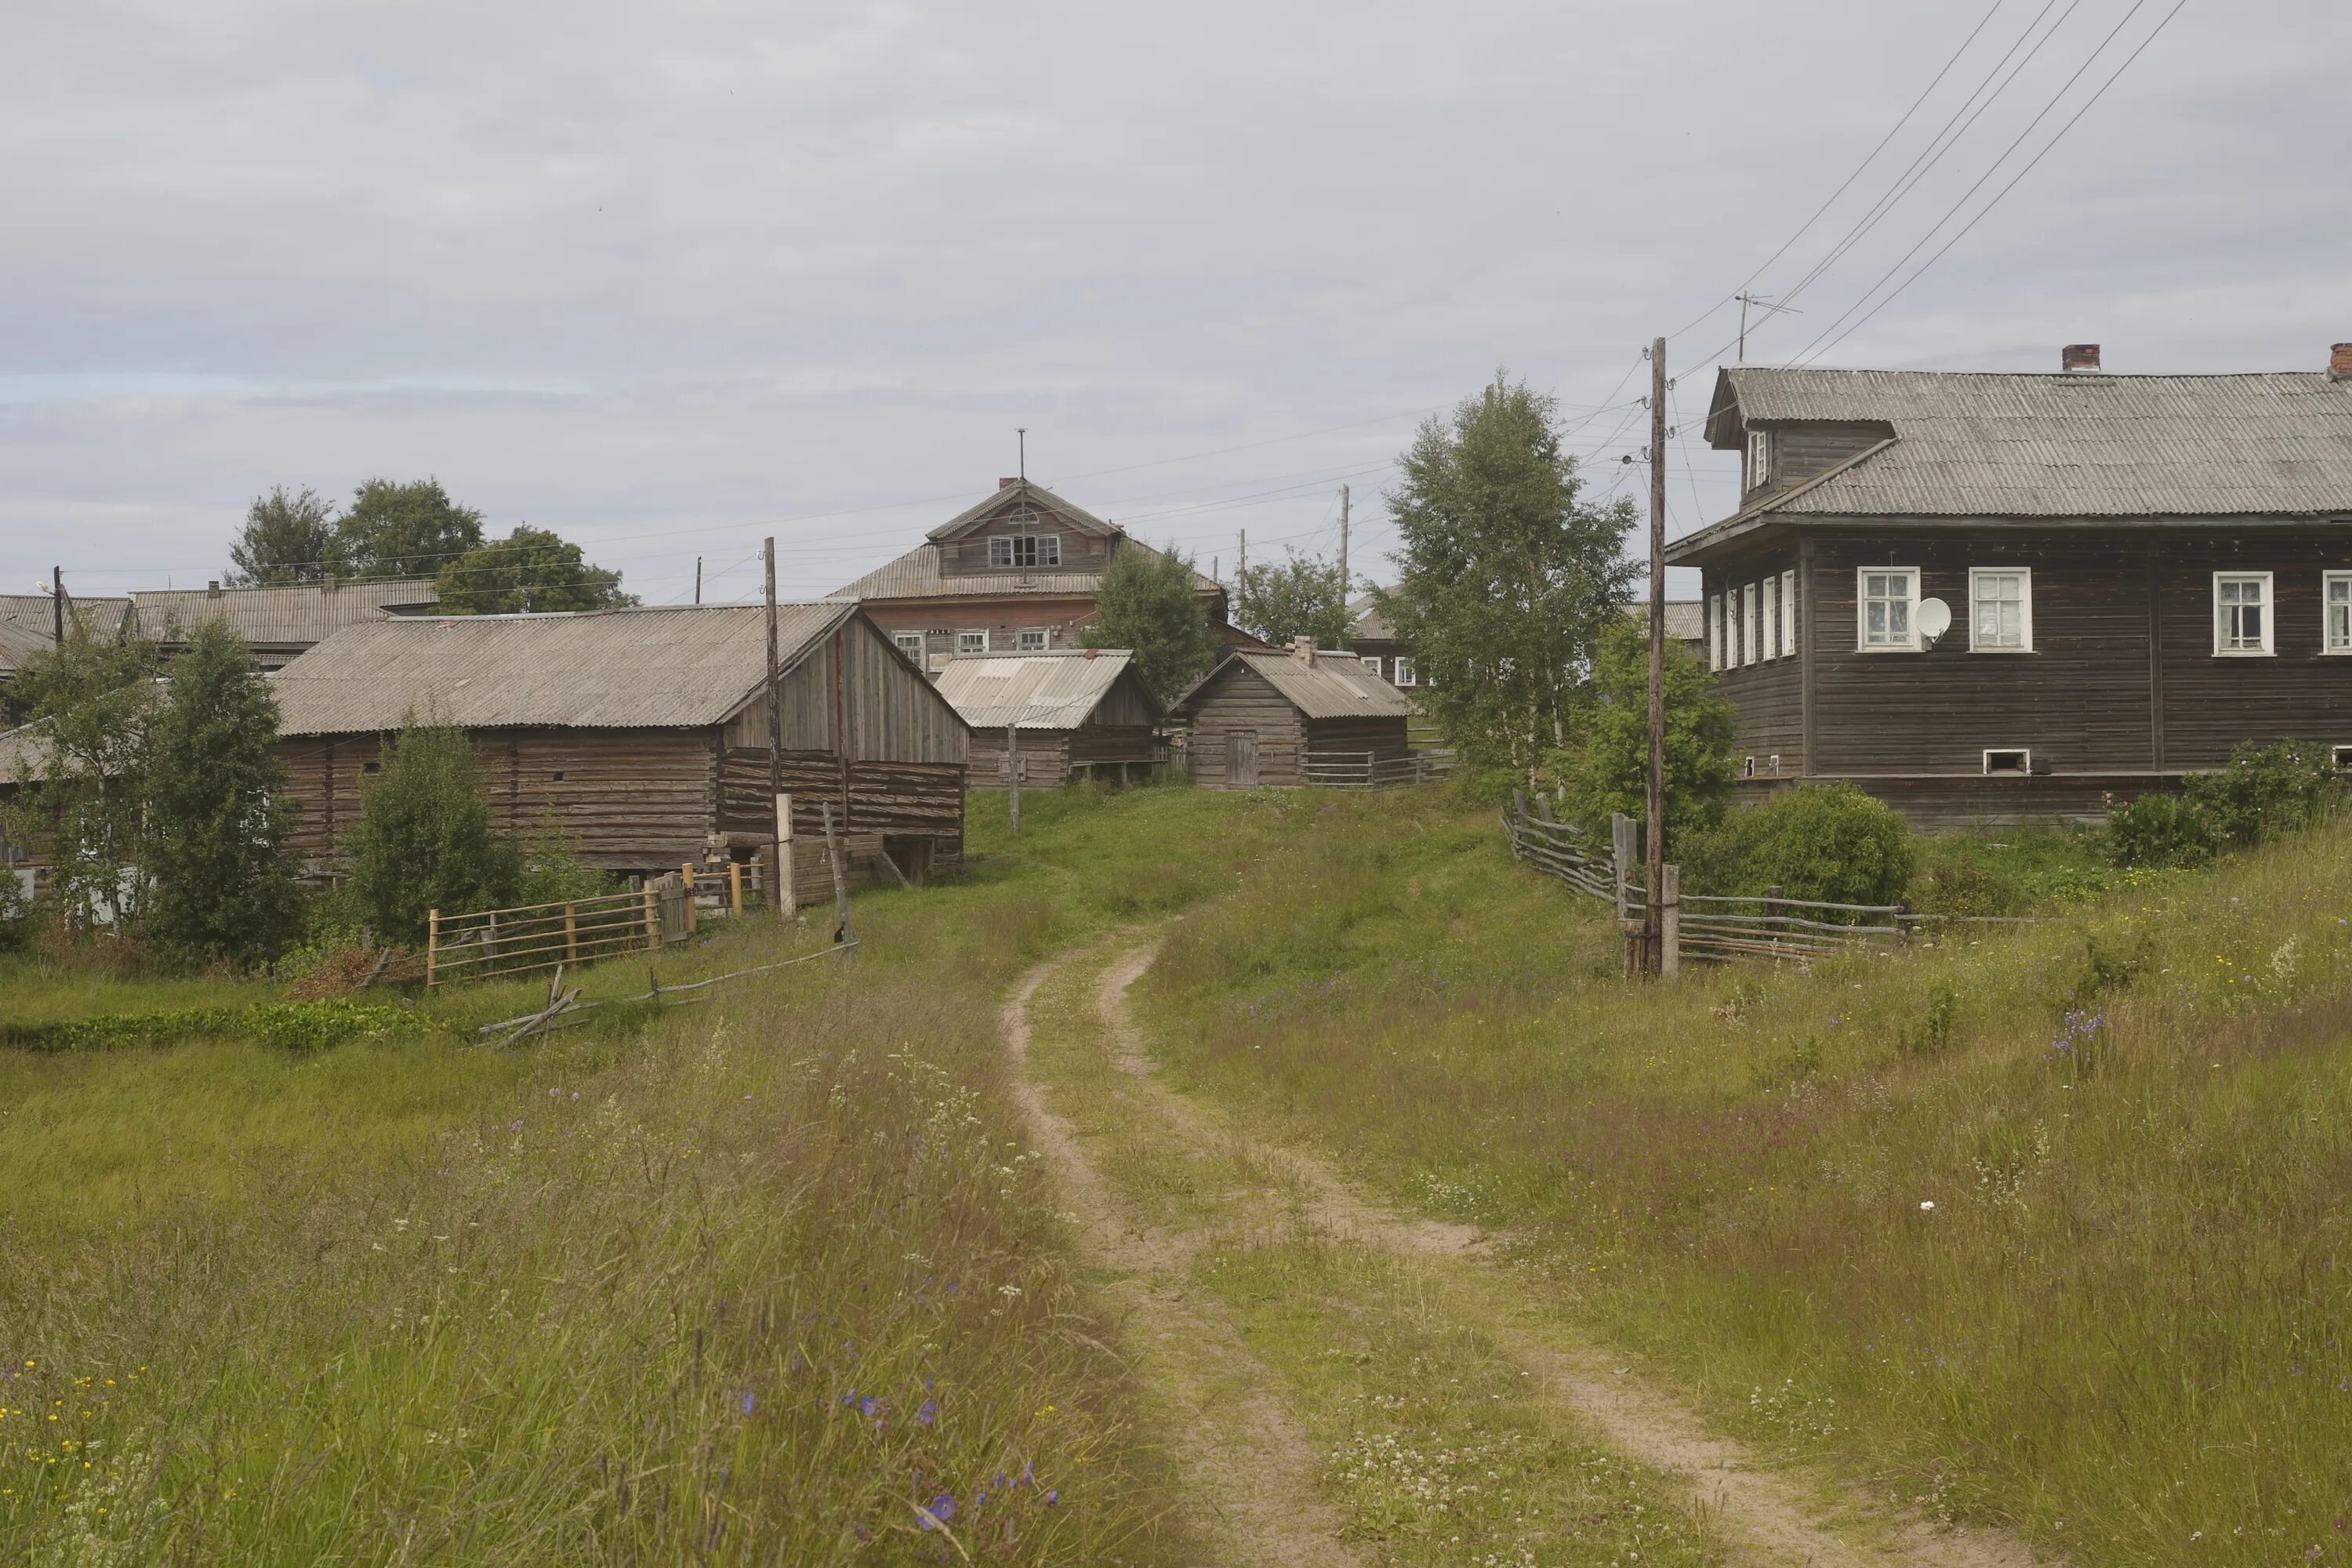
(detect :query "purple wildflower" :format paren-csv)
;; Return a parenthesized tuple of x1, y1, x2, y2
(510, 1119, 525, 1132)
(1045, 1490, 1059, 1506)
(858, 1396, 880, 1419)
(740, 1392, 756, 1415)
(916, 1399, 938, 1427)
(927, 1493, 956, 1525)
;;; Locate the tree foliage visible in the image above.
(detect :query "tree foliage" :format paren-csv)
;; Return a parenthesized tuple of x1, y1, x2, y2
(434, 524, 633, 615)
(1548, 616, 1737, 849)
(227, 485, 340, 586)
(337, 478, 485, 581)
(1379, 374, 1638, 782)
(343, 723, 520, 946)
(1686, 785, 1917, 907)
(1084, 543, 1215, 702)
(143, 621, 303, 968)
(1, 622, 162, 931)
(1231, 549, 1348, 648)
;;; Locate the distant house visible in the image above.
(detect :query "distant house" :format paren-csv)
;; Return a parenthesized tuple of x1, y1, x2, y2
(1339, 593, 1703, 691)
(833, 479, 1238, 662)
(271, 604, 970, 900)
(1171, 640, 1414, 789)
(1666, 344, 2352, 826)
(0, 593, 131, 705)
(0, 579, 437, 683)
(934, 648, 1164, 789)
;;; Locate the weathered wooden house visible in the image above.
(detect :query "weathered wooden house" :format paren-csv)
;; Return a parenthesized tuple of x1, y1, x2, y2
(833, 479, 1239, 662)
(933, 649, 1163, 787)
(271, 604, 970, 901)
(131, 579, 440, 668)
(1668, 345, 2352, 826)
(1171, 640, 1415, 788)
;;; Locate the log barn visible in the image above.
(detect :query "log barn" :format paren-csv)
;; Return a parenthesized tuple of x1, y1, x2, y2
(932, 648, 1163, 788)
(1171, 640, 1414, 789)
(271, 603, 970, 902)
(1671, 345, 2352, 827)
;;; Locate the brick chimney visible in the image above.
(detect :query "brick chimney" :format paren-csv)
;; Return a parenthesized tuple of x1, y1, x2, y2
(206, 580, 222, 597)
(2332, 343, 2352, 382)
(997, 477, 1019, 489)
(1290, 634, 1316, 665)
(2062, 343, 2101, 372)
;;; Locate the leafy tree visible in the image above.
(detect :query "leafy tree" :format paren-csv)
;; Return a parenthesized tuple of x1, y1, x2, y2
(1232, 548, 1349, 648)
(434, 524, 633, 614)
(143, 621, 303, 967)
(1, 623, 161, 932)
(1085, 542, 1215, 702)
(1685, 785, 1916, 907)
(1548, 617, 1736, 848)
(227, 485, 341, 586)
(343, 722, 519, 946)
(336, 477, 485, 582)
(1379, 373, 1638, 782)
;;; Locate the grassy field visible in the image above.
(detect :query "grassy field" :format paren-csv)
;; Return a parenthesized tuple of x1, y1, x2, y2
(1142, 789, 2352, 1567)
(0, 783, 1284, 1566)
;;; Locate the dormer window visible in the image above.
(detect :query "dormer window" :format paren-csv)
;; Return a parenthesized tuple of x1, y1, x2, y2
(1746, 429, 1773, 489)
(989, 534, 1061, 569)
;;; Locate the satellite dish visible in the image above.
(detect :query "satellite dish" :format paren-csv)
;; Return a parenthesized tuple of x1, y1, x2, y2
(1915, 597, 1953, 644)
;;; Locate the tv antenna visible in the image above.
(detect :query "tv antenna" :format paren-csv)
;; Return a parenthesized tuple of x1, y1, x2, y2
(1734, 293, 1801, 361)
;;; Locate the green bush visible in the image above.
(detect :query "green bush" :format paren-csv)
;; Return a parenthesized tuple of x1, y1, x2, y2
(1686, 784, 1916, 908)
(344, 723, 521, 946)
(0, 871, 34, 954)
(2105, 741, 2344, 869)
(2104, 792, 2214, 869)
(1907, 840, 2021, 916)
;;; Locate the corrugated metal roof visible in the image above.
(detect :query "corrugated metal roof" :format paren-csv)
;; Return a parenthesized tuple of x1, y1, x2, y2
(0, 620, 49, 676)
(833, 539, 1223, 602)
(1178, 648, 1415, 720)
(1619, 600, 1708, 642)
(0, 721, 56, 784)
(931, 649, 1157, 730)
(271, 604, 849, 735)
(1714, 366, 2352, 519)
(924, 479, 1117, 542)
(1346, 593, 1396, 642)
(0, 593, 131, 645)
(129, 579, 438, 644)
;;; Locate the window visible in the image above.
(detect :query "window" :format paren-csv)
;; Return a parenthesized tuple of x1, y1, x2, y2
(2332, 745, 2352, 770)
(1745, 584, 1762, 666)
(1018, 627, 1048, 652)
(1359, 655, 1384, 678)
(1742, 755, 1757, 778)
(1969, 568, 2033, 652)
(1779, 568, 1797, 656)
(1394, 657, 1417, 687)
(2327, 572, 2352, 654)
(988, 534, 1062, 569)
(1708, 594, 1723, 671)
(956, 630, 989, 655)
(1746, 430, 1772, 488)
(894, 630, 926, 665)
(1983, 749, 2030, 777)
(2214, 572, 2273, 655)
(1858, 568, 1919, 651)
(1760, 578, 1778, 662)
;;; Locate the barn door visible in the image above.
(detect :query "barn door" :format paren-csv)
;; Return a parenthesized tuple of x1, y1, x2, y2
(1228, 729, 1258, 789)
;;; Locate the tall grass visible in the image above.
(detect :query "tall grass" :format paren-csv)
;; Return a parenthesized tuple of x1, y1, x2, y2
(1145, 789, 2352, 1566)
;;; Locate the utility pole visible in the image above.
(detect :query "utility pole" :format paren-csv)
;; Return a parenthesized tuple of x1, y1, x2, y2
(764, 537, 785, 920)
(51, 566, 63, 648)
(695, 556, 703, 605)
(1338, 485, 1350, 603)
(1238, 529, 1247, 579)
(1644, 338, 1668, 978)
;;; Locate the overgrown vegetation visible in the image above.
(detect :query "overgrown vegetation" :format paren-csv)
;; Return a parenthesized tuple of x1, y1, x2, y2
(1229, 546, 1348, 648)
(1546, 616, 1737, 849)
(1684, 782, 1916, 906)
(2106, 738, 2344, 868)
(340, 722, 524, 943)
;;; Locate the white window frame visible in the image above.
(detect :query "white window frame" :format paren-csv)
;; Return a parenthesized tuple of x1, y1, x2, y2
(1760, 578, 1779, 662)
(1359, 655, 1384, 678)
(2325, 572, 2352, 655)
(1857, 567, 1921, 652)
(1393, 657, 1417, 688)
(1746, 429, 1772, 489)
(956, 629, 989, 655)
(1983, 749, 2031, 776)
(1968, 567, 2034, 654)
(1779, 568, 1797, 657)
(893, 630, 926, 665)
(1744, 584, 1762, 666)
(988, 534, 1062, 569)
(2212, 571, 2274, 656)
(1708, 593, 1724, 671)
(1017, 626, 1048, 652)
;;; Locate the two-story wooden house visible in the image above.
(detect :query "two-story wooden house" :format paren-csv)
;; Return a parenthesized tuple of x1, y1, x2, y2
(1667, 345, 2352, 826)
(833, 479, 1235, 664)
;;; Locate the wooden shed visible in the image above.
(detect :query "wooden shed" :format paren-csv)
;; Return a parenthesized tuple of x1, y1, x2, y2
(1171, 641, 1415, 789)
(932, 649, 1163, 788)
(271, 603, 970, 903)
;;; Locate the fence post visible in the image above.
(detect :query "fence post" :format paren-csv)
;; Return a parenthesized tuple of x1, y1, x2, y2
(1896, 896, 1913, 946)
(486, 909, 499, 971)
(822, 799, 851, 945)
(681, 864, 697, 935)
(426, 908, 439, 987)
(642, 882, 659, 952)
(775, 793, 796, 919)
(1611, 813, 1639, 979)
(1661, 864, 1681, 978)
(728, 862, 742, 918)
(564, 902, 579, 965)
(1765, 884, 1784, 954)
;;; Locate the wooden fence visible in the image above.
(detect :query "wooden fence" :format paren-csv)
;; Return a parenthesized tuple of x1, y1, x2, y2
(1304, 749, 1459, 789)
(428, 873, 696, 986)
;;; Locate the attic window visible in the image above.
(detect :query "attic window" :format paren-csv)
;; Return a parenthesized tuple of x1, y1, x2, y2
(1746, 430, 1772, 489)
(989, 535, 1062, 569)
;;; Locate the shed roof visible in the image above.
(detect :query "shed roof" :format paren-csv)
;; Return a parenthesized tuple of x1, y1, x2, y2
(1174, 648, 1415, 721)
(129, 579, 438, 645)
(1704, 365, 2352, 521)
(931, 649, 1159, 731)
(271, 603, 850, 736)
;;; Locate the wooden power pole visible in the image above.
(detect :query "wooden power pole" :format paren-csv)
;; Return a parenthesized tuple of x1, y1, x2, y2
(51, 566, 63, 648)
(1644, 338, 1668, 977)
(764, 537, 785, 919)
(1338, 485, 1350, 601)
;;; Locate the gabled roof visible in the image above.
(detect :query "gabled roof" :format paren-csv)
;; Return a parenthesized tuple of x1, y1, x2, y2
(272, 604, 851, 736)
(129, 579, 438, 645)
(931, 649, 1161, 731)
(1172, 648, 1414, 721)
(833, 537, 1224, 603)
(0, 593, 132, 648)
(0, 620, 50, 678)
(925, 480, 1117, 543)
(1346, 593, 1396, 643)
(1704, 365, 2352, 521)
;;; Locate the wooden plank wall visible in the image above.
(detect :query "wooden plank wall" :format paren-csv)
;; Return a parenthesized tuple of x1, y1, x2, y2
(726, 619, 969, 764)
(1183, 663, 1306, 788)
(2154, 532, 2352, 764)
(967, 731, 1073, 789)
(1301, 716, 1412, 760)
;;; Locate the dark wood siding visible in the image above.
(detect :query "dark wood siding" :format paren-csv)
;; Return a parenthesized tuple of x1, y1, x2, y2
(1301, 715, 1413, 761)
(1746, 422, 1889, 503)
(2154, 532, 2352, 764)
(1183, 662, 1307, 788)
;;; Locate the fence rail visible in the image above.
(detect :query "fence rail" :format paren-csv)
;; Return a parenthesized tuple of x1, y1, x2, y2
(428, 874, 695, 986)
(1304, 749, 1458, 789)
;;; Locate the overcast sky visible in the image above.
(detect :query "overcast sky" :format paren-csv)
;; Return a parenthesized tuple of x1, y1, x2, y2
(2, 0, 2342, 607)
